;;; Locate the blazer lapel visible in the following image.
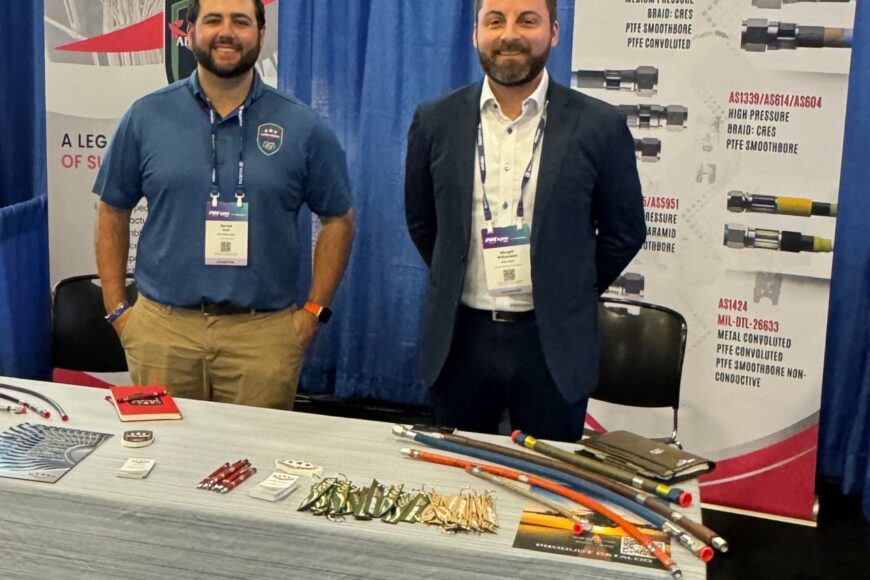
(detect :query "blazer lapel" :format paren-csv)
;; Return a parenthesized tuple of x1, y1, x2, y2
(531, 82, 576, 256)
(455, 83, 483, 248)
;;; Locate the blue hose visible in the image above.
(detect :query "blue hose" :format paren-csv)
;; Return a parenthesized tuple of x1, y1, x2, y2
(410, 431, 669, 529)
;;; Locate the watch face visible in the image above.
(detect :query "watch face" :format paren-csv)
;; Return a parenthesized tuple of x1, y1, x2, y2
(319, 307, 333, 324)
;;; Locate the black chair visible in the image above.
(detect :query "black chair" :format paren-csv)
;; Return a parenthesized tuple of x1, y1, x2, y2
(592, 297, 687, 448)
(51, 274, 138, 372)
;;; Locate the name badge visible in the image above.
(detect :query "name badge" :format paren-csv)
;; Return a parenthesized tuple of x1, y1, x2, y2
(205, 201, 249, 266)
(481, 224, 532, 295)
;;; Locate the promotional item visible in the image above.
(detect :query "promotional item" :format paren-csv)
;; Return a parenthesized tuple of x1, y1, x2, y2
(106, 385, 182, 422)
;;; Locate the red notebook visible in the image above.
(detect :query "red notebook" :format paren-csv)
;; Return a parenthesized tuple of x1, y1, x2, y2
(107, 384, 182, 422)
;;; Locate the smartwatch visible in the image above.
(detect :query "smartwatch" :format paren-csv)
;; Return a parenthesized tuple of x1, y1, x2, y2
(303, 301, 333, 324)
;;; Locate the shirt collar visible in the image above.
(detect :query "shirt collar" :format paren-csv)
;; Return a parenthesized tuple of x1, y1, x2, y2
(480, 68, 549, 116)
(188, 69, 264, 110)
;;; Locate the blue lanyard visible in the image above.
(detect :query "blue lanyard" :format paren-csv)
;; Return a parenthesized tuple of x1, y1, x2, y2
(476, 102, 548, 230)
(209, 105, 246, 207)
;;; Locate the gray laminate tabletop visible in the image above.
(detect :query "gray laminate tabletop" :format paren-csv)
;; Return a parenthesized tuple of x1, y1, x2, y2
(0, 378, 707, 580)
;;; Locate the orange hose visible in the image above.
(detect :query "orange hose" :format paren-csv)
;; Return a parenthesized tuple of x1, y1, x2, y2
(406, 448, 681, 577)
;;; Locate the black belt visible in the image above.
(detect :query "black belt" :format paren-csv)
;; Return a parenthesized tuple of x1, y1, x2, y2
(462, 305, 535, 323)
(193, 300, 256, 316)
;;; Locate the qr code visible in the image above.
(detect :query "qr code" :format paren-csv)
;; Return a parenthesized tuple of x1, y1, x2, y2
(620, 537, 665, 558)
(221, 241, 232, 253)
(502, 268, 516, 283)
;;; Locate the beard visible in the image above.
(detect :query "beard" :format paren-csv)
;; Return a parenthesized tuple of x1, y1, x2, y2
(478, 39, 551, 87)
(191, 33, 262, 79)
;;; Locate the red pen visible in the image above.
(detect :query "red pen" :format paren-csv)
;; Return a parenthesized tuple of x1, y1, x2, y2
(116, 390, 169, 404)
(207, 459, 249, 490)
(222, 459, 250, 478)
(218, 467, 257, 494)
(197, 462, 231, 489)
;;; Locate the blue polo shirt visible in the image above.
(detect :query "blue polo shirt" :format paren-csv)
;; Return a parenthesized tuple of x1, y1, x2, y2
(94, 72, 352, 310)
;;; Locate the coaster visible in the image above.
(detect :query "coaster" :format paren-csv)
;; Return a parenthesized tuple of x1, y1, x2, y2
(122, 430, 154, 448)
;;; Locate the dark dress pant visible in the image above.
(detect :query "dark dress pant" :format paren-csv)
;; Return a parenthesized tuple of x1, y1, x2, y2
(430, 305, 589, 442)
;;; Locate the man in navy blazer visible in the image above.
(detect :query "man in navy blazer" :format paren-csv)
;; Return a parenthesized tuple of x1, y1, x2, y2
(404, 0, 645, 441)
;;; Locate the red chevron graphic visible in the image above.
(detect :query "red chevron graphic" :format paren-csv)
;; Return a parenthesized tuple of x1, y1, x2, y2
(57, 14, 163, 53)
(56, 0, 277, 54)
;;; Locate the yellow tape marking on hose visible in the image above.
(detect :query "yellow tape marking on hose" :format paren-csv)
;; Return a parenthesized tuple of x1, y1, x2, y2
(776, 197, 813, 217)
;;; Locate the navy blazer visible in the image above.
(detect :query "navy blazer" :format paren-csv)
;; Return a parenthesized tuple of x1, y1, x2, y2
(404, 79, 646, 403)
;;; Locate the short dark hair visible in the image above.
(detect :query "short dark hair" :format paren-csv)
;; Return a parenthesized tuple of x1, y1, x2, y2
(188, 0, 266, 30)
(474, 0, 558, 26)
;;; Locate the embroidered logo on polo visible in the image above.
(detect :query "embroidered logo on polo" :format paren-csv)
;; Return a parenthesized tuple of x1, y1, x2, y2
(257, 124, 284, 156)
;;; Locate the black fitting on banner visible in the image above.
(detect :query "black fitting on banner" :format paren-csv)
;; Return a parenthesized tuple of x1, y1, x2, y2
(607, 273, 645, 299)
(634, 138, 661, 162)
(742, 19, 851, 51)
(723, 224, 833, 253)
(619, 105, 688, 130)
(572, 66, 659, 96)
(752, 0, 852, 9)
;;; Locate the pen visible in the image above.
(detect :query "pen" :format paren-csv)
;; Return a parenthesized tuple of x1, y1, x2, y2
(197, 462, 231, 489)
(116, 390, 169, 404)
(214, 460, 250, 484)
(218, 467, 257, 494)
(205, 459, 249, 490)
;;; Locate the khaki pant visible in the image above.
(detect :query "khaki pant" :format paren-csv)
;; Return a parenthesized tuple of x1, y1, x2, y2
(120, 295, 304, 409)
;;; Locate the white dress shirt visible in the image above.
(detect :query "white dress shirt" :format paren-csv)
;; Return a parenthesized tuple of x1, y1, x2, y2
(461, 69, 549, 312)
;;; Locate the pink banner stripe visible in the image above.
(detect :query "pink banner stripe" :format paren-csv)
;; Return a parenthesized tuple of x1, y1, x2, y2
(700, 423, 818, 483)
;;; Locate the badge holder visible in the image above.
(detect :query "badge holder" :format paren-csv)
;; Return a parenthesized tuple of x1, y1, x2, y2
(481, 219, 533, 296)
(204, 105, 250, 267)
(476, 109, 546, 297)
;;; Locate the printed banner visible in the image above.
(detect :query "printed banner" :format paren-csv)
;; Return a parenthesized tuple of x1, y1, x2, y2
(44, 0, 280, 384)
(573, 0, 856, 521)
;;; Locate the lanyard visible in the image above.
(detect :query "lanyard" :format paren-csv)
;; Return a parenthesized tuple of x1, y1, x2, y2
(209, 105, 246, 208)
(477, 102, 548, 231)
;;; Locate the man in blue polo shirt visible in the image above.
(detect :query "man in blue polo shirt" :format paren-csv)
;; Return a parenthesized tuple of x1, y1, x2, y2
(94, 0, 355, 409)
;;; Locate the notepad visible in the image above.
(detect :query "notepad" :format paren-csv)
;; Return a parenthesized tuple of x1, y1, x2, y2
(106, 385, 182, 422)
(117, 457, 156, 479)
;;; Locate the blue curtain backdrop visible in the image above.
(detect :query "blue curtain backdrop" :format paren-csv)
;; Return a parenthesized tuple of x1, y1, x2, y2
(278, 0, 574, 403)
(0, 0, 45, 208)
(0, 0, 50, 380)
(820, 1, 870, 521)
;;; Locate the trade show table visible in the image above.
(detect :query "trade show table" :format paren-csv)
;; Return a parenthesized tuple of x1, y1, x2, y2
(0, 378, 707, 579)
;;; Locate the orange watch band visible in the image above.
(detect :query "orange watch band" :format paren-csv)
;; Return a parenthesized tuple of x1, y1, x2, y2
(303, 301, 323, 317)
(303, 301, 333, 323)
